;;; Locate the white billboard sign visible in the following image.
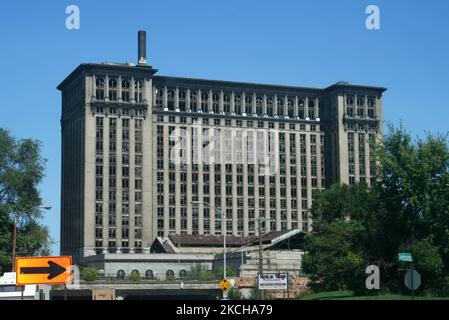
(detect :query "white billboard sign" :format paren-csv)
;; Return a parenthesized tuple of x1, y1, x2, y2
(258, 273, 288, 290)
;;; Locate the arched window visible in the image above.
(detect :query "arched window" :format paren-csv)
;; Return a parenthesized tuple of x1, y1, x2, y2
(298, 99, 305, 119)
(223, 94, 230, 114)
(277, 96, 285, 116)
(190, 90, 198, 112)
(117, 270, 126, 280)
(212, 92, 220, 113)
(109, 78, 118, 101)
(287, 98, 294, 118)
(121, 79, 130, 102)
(201, 91, 209, 112)
(155, 87, 163, 108)
(346, 96, 354, 106)
(95, 77, 105, 100)
(234, 95, 242, 115)
(134, 80, 143, 102)
(308, 99, 315, 119)
(145, 270, 154, 280)
(245, 95, 252, 114)
(166, 269, 174, 279)
(357, 98, 364, 106)
(256, 96, 263, 115)
(179, 269, 187, 279)
(267, 96, 274, 117)
(167, 89, 175, 110)
(179, 90, 186, 111)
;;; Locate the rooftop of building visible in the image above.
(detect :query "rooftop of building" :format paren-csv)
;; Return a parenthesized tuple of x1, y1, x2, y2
(57, 62, 386, 94)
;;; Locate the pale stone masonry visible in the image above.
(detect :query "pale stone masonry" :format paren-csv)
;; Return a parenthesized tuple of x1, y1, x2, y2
(58, 44, 386, 264)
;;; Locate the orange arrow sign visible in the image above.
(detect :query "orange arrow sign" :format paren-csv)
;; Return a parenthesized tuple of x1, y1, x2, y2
(16, 256, 72, 285)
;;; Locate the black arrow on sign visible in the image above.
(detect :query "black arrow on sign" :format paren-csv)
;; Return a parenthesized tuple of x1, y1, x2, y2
(20, 261, 67, 280)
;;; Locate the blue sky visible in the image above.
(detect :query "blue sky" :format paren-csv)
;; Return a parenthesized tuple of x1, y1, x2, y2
(0, 0, 448, 255)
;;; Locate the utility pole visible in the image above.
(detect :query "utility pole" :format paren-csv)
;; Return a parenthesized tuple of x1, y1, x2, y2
(11, 216, 17, 272)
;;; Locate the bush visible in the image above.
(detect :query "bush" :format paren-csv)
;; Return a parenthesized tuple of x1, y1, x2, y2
(81, 268, 99, 282)
(227, 287, 243, 300)
(166, 274, 176, 282)
(128, 270, 141, 281)
(214, 266, 238, 279)
(248, 286, 272, 300)
(187, 264, 214, 281)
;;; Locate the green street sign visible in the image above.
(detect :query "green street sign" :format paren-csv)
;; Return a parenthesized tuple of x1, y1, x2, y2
(399, 253, 413, 262)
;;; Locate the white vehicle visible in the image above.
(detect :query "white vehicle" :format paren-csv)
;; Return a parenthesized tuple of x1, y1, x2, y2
(0, 272, 38, 300)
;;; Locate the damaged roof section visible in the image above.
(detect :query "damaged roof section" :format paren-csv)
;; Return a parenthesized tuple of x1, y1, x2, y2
(150, 230, 304, 254)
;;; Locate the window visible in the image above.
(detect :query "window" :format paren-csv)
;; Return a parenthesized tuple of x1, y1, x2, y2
(166, 270, 175, 278)
(201, 91, 209, 112)
(190, 90, 198, 112)
(346, 97, 354, 105)
(117, 270, 126, 280)
(167, 89, 175, 110)
(109, 78, 118, 101)
(245, 95, 252, 114)
(122, 79, 130, 102)
(145, 270, 154, 280)
(179, 90, 186, 111)
(135, 80, 143, 102)
(234, 95, 242, 114)
(95, 77, 105, 100)
(179, 269, 187, 279)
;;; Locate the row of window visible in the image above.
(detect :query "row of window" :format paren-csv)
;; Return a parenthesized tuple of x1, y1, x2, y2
(156, 115, 321, 131)
(154, 87, 320, 119)
(95, 77, 144, 102)
(115, 269, 194, 280)
(346, 96, 376, 107)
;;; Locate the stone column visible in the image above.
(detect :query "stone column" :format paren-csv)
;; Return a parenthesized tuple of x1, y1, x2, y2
(273, 94, 279, 118)
(175, 87, 180, 112)
(91, 74, 96, 101)
(163, 86, 168, 111)
(105, 75, 110, 102)
(294, 96, 299, 119)
(186, 88, 191, 112)
(118, 76, 122, 102)
(263, 94, 268, 117)
(241, 92, 246, 116)
(130, 77, 135, 103)
(304, 97, 309, 120)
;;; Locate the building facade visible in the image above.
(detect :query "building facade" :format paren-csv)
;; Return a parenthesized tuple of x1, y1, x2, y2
(58, 32, 386, 263)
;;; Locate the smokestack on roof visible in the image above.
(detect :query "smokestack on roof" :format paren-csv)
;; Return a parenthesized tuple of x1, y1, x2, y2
(138, 30, 147, 65)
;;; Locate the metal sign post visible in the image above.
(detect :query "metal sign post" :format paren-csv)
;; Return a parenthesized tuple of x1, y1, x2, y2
(399, 252, 421, 300)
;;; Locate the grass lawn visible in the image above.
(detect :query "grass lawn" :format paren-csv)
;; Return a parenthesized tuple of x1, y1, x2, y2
(299, 290, 449, 300)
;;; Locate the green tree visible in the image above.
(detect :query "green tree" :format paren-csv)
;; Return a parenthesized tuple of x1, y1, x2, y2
(302, 218, 368, 294)
(81, 267, 100, 281)
(302, 124, 449, 296)
(0, 128, 50, 273)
